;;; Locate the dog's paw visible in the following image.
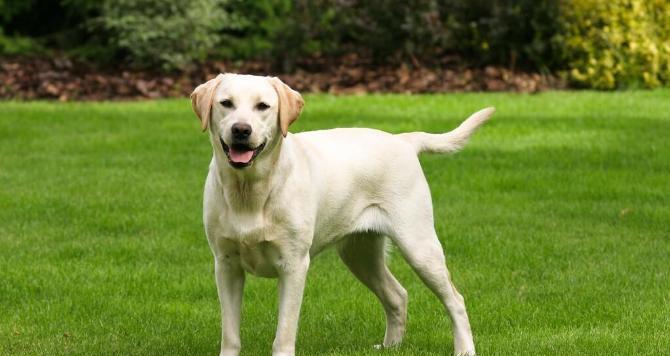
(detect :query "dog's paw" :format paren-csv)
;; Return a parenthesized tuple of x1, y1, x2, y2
(373, 342, 402, 351)
(219, 350, 240, 356)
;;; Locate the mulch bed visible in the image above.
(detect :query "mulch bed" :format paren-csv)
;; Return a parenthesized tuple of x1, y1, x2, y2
(0, 55, 566, 100)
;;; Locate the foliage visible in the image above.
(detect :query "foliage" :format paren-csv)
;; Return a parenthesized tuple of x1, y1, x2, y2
(219, 0, 560, 71)
(0, 30, 43, 55)
(0, 0, 34, 23)
(0, 0, 230, 69)
(331, 0, 449, 63)
(439, 0, 562, 70)
(557, 0, 670, 89)
(220, 0, 311, 71)
(99, 0, 231, 70)
(0, 0, 99, 53)
(1, 0, 669, 88)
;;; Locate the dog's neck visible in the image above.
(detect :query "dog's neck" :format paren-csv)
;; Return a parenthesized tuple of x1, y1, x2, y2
(210, 133, 291, 212)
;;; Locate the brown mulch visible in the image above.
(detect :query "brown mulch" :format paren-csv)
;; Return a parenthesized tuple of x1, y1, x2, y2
(0, 55, 565, 101)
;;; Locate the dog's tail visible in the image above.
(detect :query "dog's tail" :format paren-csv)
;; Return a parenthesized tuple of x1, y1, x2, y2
(397, 107, 495, 155)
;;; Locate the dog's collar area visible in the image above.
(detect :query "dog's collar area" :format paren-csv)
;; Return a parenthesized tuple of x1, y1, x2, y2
(221, 137, 266, 169)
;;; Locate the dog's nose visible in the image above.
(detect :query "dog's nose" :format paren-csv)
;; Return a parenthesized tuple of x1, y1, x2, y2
(231, 122, 252, 140)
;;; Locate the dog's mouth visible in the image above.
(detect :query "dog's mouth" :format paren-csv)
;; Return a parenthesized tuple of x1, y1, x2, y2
(221, 138, 266, 169)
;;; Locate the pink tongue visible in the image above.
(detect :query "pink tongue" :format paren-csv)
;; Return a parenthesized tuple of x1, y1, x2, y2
(229, 148, 254, 163)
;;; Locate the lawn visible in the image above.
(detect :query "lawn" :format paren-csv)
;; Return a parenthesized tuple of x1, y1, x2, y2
(1, 91, 669, 355)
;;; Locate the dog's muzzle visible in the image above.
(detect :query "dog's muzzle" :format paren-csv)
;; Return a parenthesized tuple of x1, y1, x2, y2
(221, 137, 266, 169)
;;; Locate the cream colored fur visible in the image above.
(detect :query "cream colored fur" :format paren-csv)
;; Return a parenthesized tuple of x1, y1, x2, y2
(191, 73, 494, 356)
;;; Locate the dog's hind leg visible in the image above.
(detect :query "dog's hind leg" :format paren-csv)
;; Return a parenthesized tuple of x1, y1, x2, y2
(389, 218, 475, 355)
(337, 233, 408, 348)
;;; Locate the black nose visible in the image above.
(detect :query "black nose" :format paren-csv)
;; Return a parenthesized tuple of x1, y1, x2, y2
(231, 122, 252, 140)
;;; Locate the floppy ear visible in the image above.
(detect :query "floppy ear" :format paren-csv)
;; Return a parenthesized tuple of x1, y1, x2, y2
(190, 74, 225, 131)
(269, 77, 304, 137)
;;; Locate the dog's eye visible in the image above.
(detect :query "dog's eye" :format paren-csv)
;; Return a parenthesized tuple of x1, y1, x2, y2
(220, 99, 234, 108)
(256, 102, 270, 111)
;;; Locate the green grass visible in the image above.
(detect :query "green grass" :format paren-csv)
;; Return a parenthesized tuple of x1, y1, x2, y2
(1, 91, 669, 355)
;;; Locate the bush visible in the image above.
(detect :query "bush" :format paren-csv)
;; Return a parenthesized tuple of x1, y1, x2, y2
(439, 0, 561, 70)
(220, 0, 561, 71)
(0, 0, 99, 55)
(99, 0, 231, 70)
(557, 0, 670, 89)
(219, 0, 310, 71)
(330, 0, 449, 63)
(0, 30, 43, 55)
(0, 0, 564, 73)
(2, 0, 668, 90)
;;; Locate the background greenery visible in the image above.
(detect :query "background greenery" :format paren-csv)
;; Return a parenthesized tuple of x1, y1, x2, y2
(1, 0, 669, 88)
(1, 91, 669, 354)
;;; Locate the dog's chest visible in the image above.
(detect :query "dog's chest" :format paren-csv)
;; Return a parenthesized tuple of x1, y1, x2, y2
(220, 208, 269, 240)
(215, 209, 285, 277)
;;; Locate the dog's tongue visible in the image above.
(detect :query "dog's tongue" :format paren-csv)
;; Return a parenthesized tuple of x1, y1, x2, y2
(229, 148, 254, 163)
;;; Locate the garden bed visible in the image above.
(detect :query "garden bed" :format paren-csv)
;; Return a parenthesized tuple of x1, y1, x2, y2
(0, 55, 564, 100)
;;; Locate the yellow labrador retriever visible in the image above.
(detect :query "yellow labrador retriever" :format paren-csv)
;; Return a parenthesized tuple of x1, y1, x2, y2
(190, 73, 494, 356)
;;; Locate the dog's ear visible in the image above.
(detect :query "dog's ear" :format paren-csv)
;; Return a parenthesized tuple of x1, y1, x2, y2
(269, 77, 304, 137)
(190, 74, 225, 131)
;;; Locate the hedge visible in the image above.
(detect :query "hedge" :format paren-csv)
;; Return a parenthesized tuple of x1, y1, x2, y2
(0, 0, 668, 88)
(557, 0, 670, 89)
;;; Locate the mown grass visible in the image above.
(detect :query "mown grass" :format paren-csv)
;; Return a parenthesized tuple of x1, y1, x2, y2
(1, 90, 669, 355)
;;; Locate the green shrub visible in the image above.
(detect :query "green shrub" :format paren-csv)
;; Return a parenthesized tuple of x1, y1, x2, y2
(220, 0, 561, 71)
(330, 0, 449, 63)
(440, 0, 561, 70)
(0, 0, 42, 55)
(0, 0, 35, 23)
(557, 0, 670, 89)
(220, 0, 302, 70)
(99, 0, 231, 70)
(3, 0, 669, 90)
(222, 0, 372, 72)
(0, 29, 43, 55)
(0, 0, 100, 54)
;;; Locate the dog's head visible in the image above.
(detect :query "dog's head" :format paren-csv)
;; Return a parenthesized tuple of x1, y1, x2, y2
(191, 73, 304, 169)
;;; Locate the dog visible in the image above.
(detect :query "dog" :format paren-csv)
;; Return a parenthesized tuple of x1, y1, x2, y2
(190, 73, 494, 356)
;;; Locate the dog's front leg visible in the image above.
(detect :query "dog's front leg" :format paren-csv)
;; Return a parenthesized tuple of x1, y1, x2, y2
(215, 257, 245, 356)
(272, 253, 310, 356)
